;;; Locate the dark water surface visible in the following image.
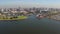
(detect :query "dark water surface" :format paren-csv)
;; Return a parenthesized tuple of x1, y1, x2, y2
(0, 15, 60, 34)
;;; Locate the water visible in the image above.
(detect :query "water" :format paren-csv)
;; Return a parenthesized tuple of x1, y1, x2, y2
(0, 15, 60, 34)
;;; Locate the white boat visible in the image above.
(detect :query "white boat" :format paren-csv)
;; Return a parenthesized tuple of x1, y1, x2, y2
(36, 14, 44, 19)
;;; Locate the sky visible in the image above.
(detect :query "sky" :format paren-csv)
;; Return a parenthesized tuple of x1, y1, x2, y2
(0, 0, 60, 8)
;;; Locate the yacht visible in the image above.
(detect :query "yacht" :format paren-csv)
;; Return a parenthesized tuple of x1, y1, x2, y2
(36, 14, 45, 19)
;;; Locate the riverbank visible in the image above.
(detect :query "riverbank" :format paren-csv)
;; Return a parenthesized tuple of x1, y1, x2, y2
(0, 16, 28, 20)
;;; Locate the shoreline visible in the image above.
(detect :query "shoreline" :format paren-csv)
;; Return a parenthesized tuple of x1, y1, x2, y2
(47, 13, 60, 21)
(0, 16, 28, 20)
(0, 18, 28, 21)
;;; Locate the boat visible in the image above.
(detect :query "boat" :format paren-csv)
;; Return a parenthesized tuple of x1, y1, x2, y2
(36, 14, 45, 19)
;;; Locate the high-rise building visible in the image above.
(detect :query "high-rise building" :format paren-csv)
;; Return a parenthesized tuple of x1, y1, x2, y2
(1, 8, 4, 12)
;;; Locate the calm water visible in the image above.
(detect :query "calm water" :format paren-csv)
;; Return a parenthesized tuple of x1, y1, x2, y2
(0, 15, 60, 34)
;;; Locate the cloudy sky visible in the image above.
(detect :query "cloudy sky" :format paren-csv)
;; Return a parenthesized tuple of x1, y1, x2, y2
(0, 0, 60, 8)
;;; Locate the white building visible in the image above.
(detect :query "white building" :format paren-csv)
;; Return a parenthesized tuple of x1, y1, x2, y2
(1, 8, 4, 12)
(20, 10, 28, 14)
(11, 11, 18, 13)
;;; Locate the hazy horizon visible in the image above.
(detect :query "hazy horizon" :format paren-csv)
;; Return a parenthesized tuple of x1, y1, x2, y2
(0, 0, 60, 8)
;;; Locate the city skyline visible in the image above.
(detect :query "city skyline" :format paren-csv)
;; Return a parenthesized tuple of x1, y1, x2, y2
(0, 0, 60, 8)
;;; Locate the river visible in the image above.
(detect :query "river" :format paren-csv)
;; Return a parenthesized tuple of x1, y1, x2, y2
(0, 15, 60, 34)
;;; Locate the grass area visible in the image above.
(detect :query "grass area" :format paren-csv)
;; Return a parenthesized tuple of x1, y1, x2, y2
(0, 16, 28, 20)
(17, 16, 28, 19)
